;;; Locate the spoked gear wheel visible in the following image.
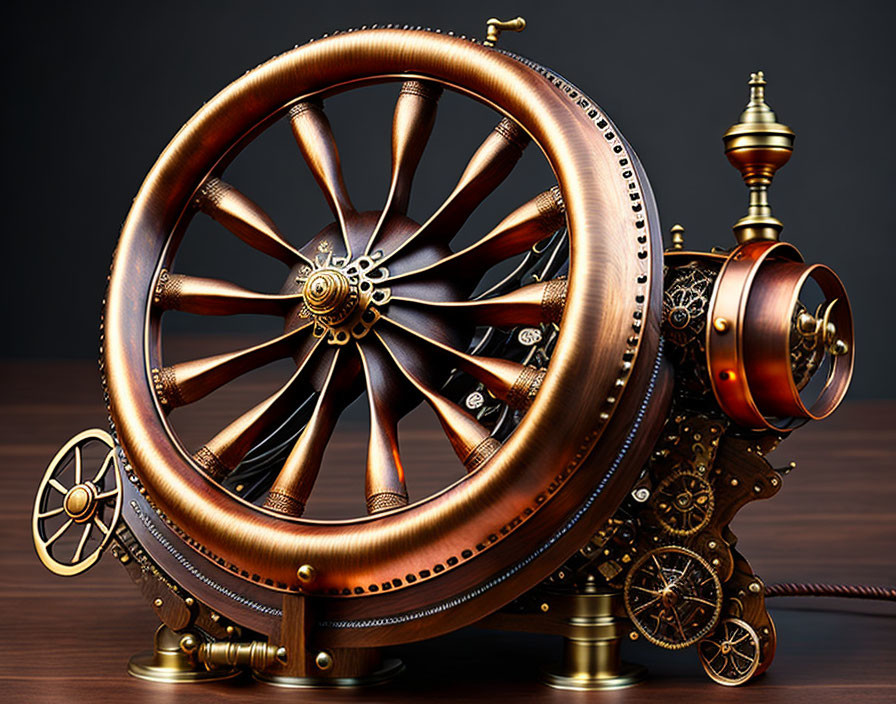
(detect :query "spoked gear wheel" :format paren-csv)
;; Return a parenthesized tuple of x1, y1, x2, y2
(32, 430, 122, 576)
(624, 545, 722, 649)
(698, 617, 761, 686)
(653, 469, 714, 536)
(103, 27, 669, 644)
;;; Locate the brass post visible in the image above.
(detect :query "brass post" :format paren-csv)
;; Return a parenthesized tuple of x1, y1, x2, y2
(127, 625, 240, 683)
(541, 585, 645, 690)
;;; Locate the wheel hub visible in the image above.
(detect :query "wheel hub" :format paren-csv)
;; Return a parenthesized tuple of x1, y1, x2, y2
(295, 250, 392, 346)
(64, 482, 98, 522)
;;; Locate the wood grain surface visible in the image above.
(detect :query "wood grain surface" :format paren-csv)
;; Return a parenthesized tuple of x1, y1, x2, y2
(2, 359, 894, 703)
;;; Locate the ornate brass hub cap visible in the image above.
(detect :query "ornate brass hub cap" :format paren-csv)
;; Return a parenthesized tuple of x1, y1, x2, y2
(296, 251, 391, 346)
(63, 482, 98, 523)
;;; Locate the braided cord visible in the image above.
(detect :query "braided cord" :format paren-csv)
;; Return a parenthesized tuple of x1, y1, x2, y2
(765, 582, 896, 601)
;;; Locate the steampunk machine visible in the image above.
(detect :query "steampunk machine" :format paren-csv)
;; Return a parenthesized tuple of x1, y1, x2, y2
(32, 18, 855, 689)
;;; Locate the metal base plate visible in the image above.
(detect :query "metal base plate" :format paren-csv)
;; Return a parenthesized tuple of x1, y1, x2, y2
(254, 658, 405, 689)
(542, 661, 647, 691)
(128, 651, 241, 683)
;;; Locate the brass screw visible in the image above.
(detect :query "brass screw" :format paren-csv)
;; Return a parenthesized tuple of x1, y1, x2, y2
(153, 598, 163, 608)
(297, 564, 317, 585)
(315, 650, 334, 670)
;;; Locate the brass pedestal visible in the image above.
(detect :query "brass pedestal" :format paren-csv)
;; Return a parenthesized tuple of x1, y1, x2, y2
(128, 625, 240, 683)
(254, 657, 404, 688)
(541, 588, 646, 691)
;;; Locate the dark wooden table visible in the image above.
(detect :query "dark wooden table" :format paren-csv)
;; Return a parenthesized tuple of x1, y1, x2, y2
(3, 359, 894, 703)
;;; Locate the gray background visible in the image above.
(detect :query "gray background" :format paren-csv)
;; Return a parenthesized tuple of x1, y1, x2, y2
(2, 0, 893, 398)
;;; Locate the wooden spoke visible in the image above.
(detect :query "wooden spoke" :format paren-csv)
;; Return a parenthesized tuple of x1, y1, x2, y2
(263, 351, 345, 517)
(152, 323, 311, 410)
(153, 272, 301, 316)
(380, 316, 544, 411)
(289, 100, 356, 256)
(195, 178, 310, 266)
(381, 117, 531, 265)
(373, 331, 500, 473)
(358, 343, 409, 514)
(72, 523, 92, 564)
(365, 80, 443, 255)
(387, 187, 565, 285)
(391, 278, 568, 328)
(194, 338, 325, 481)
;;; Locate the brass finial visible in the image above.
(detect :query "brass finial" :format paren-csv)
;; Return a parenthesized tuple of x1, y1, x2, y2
(669, 224, 685, 250)
(484, 17, 526, 46)
(723, 71, 796, 244)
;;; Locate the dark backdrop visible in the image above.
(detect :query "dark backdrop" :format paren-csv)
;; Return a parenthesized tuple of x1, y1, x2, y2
(3, 0, 893, 397)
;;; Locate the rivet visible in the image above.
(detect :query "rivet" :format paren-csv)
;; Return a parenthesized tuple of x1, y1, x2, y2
(153, 598, 163, 608)
(297, 564, 317, 585)
(730, 478, 739, 487)
(708, 540, 717, 550)
(185, 597, 194, 606)
(629, 631, 639, 641)
(749, 582, 762, 594)
(315, 650, 333, 670)
(713, 317, 730, 333)
(712, 558, 720, 567)
(540, 602, 550, 613)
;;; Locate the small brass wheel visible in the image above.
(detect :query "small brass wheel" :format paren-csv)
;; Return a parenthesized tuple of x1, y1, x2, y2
(623, 545, 722, 649)
(698, 617, 761, 686)
(32, 429, 122, 576)
(653, 470, 714, 536)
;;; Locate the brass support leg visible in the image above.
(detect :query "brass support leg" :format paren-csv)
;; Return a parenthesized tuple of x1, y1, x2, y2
(541, 588, 646, 690)
(128, 625, 240, 683)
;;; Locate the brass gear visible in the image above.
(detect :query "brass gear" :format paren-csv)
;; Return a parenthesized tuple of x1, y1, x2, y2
(653, 469, 714, 536)
(624, 545, 722, 649)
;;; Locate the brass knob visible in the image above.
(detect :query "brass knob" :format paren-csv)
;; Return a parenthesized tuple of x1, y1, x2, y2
(723, 72, 796, 244)
(484, 17, 526, 46)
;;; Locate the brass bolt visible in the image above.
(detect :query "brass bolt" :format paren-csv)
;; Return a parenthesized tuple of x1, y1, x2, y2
(153, 598, 163, 608)
(297, 564, 317, 585)
(315, 650, 333, 671)
(713, 317, 730, 333)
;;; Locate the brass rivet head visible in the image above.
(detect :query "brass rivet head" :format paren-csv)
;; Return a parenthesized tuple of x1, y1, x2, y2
(713, 317, 730, 333)
(540, 602, 550, 613)
(297, 564, 317, 585)
(315, 650, 333, 670)
(749, 582, 762, 594)
(153, 598, 163, 607)
(63, 483, 97, 522)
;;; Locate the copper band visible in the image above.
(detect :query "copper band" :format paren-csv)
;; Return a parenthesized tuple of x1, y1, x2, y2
(367, 491, 409, 514)
(506, 366, 546, 411)
(196, 177, 228, 209)
(463, 437, 502, 474)
(541, 278, 568, 324)
(194, 446, 231, 482)
(494, 117, 530, 151)
(399, 80, 443, 101)
(263, 491, 305, 518)
(151, 366, 184, 408)
(535, 186, 567, 232)
(152, 271, 183, 309)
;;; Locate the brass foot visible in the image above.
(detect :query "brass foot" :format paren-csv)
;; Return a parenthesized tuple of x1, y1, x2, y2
(128, 625, 240, 683)
(541, 588, 646, 691)
(255, 657, 404, 688)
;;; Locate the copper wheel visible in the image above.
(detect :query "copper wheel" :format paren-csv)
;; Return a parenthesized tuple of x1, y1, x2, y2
(104, 27, 668, 644)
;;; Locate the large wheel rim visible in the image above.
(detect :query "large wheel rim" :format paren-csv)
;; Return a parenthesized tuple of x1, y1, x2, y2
(105, 28, 665, 641)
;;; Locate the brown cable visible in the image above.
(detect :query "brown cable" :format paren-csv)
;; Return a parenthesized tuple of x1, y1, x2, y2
(765, 582, 896, 601)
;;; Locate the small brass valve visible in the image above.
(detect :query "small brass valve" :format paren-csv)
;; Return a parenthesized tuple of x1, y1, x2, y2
(484, 17, 526, 46)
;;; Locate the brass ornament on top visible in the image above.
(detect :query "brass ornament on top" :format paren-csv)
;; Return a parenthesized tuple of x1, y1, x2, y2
(32, 15, 854, 691)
